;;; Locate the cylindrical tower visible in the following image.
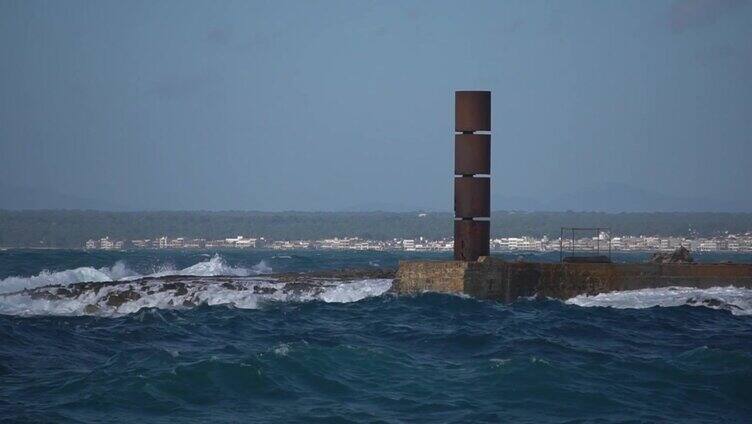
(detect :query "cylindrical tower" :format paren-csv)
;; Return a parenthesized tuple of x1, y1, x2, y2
(454, 91, 490, 261)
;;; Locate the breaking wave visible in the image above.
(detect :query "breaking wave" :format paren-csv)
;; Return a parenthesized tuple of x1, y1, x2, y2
(148, 254, 271, 278)
(0, 254, 267, 294)
(0, 261, 139, 294)
(0, 278, 393, 317)
(566, 286, 752, 316)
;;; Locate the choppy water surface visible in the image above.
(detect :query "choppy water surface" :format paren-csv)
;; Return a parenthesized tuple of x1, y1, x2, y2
(1, 249, 751, 422)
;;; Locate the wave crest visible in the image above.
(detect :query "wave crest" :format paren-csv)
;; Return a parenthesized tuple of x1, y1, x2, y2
(566, 286, 752, 315)
(0, 261, 139, 294)
(0, 254, 269, 294)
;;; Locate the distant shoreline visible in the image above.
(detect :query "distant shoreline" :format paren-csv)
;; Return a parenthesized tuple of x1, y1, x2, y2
(2, 210, 751, 250)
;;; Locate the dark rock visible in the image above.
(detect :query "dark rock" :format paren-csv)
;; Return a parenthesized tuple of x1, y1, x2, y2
(222, 282, 241, 290)
(703, 298, 723, 307)
(83, 304, 100, 314)
(104, 289, 141, 308)
(29, 290, 60, 301)
(252, 286, 277, 294)
(56, 288, 73, 297)
(649, 246, 694, 264)
(281, 282, 317, 293)
(161, 282, 188, 295)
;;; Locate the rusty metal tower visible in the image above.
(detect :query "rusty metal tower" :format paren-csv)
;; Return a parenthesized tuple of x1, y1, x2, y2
(454, 91, 490, 261)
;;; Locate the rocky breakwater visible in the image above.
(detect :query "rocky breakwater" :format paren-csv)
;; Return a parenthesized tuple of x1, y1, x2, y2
(0, 268, 395, 316)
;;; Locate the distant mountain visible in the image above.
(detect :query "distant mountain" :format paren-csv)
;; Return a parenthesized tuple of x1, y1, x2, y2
(486, 182, 748, 213)
(2, 181, 747, 213)
(342, 202, 430, 213)
(491, 194, 544, 212)
(347, 196, 546, 213)
(0, 183, 127, 211)
(540, 182, 745, 213)
(344, 182, 748, 213)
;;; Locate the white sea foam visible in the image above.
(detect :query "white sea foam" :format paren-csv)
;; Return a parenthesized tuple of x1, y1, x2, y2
(0, 254, 268, 294)
(0, 261, 140, 294)
(566, 286, 752, 316)
(318, 278, 393, 303)
(0, 278, 393, 317)
(150, 254, 267, 277)
(273, 343, 291, 356)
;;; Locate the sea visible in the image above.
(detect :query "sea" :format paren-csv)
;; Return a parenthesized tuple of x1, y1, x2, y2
(1, 249, 751, 423)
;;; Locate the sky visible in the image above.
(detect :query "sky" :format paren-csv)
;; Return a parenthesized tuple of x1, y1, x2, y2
(1, 0, 751, 212)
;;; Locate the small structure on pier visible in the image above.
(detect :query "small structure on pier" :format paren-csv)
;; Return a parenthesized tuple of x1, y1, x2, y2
(559, 227, 612, 264)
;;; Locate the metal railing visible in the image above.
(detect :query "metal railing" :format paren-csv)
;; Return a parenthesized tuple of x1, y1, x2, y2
(559, 227, 611, 263)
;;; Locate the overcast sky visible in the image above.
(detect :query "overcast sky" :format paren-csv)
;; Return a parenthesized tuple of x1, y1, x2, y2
(1, 0, 750, 211)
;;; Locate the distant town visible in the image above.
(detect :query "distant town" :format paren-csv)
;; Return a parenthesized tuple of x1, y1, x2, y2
(84, 233, 752, 253)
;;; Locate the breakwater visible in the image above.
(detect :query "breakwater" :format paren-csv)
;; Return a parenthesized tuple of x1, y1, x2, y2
(395, 257, 752, 301)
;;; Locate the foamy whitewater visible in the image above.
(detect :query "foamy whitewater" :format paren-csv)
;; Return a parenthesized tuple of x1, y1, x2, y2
(0, 254, 265, 294)
(0, 260, 139, 294)
(566, 286, 752, 316)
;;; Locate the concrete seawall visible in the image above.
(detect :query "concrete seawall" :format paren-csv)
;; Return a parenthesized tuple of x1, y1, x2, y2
(395, 257, 752, 301)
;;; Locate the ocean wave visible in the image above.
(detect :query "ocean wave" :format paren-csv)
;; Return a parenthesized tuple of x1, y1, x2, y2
(566, 286, 752, 316)
(0, 278, 393, 317)
(0, 254, 269, 294)
(148, 254, 270, 278)
(0, 261, 140, 294)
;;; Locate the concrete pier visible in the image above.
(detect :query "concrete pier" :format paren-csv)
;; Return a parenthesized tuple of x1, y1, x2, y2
(395, 258, 752, 302)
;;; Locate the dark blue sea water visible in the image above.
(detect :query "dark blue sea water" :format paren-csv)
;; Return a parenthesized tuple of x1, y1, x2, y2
(1, 249, 751, 423)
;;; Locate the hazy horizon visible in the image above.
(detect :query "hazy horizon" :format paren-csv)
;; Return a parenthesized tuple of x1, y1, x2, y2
(2, 0, 751, 212)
